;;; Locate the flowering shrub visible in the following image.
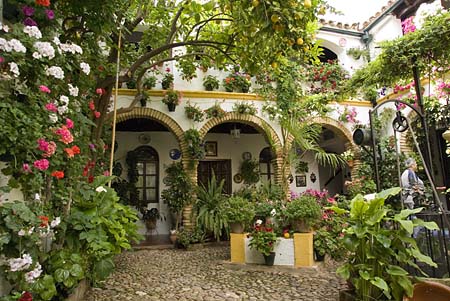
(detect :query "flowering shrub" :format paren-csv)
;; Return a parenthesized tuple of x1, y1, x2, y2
(0, 1, 140, 299)
(302, 60, 349, 95)
(402, 16, 416, 34)
(205, 103, 226, 119)
(338, 106, 358, 123)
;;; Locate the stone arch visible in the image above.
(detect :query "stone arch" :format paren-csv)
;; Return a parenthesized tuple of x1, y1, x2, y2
(116, 107, 188, 159)
(199, 112, 284, 184)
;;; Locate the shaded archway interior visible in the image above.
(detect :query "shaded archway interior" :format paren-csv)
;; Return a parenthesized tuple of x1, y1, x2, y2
(208, 122, 259, 134)
(319, 47, 338, 62)
(116, 118, 170, 132)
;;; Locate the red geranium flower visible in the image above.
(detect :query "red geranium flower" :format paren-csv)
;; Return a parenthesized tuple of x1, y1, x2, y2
(51, 170, 64, 179)
(19, 291, 33, 301)
(38, 216, 49, 227)
(35, 0, 50, 6)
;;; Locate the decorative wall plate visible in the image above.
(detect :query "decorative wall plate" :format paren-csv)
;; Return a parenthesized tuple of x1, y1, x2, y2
(138, 134, 151, 144)
(169, 148, 181, 160)
(242, 152, 252, 160)
(233, 173, 243, 184)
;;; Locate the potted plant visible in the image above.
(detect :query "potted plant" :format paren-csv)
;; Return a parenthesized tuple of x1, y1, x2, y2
(285, 194, 321, 232)
(332, 188, 439, 301)
(184, 102, 205, 123)
(248, 223, 278, 266)
(203, 75, 220, 91)
(176, 227, 205, 250)
(162, 89, 181, 112)
(142, 207, 164, 231)
(126, 78, 137, 89)
(224, 196, 255, 233)
(341, 149, 355, 167)
(161, 72, 174, 90)
(161, 162, 195, 239)
(205, 102, 226, 119)
(184, 129, 205, 160)
(223, 76, 235, 92)
(233, 101, 257, 115)
(143, 75, 157, 89)
(139, 91, 149, 107)
(235, 73, 251, 93)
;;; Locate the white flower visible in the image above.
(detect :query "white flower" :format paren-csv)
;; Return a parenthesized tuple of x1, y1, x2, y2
(8, 39, 26, 53)
(95, 186, 107, 193)
(46, 66, 64, 79)
(255, 219, 263, 226)
(9, 62, 20, 77)
(33, 42, 55, 59)
(28, 227, 34, 235)
(8, 254, 33, 272)
(57, 105, 68, 115)
(34, 193, 40, 201)
(270, 209, 277, 217)
(59, 42, 83, 54)
(0, 24, 10, 32)
(68, 84, 79, 97)
(0, 38, 11, 52)
(23, 26, 42, 39)
(49, 113, 58, 123)
(50, 217, 61, 228)
(25, 263, 42, 283)
(59, 95, 69, 105)
(18, 229, 26, 236)
(80, 62, 90, 75)
(53, 36, 61, 45)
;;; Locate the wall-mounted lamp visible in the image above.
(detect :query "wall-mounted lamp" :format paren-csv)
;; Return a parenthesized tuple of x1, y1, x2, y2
(230, 124, 240, 139)
(310, 172, 317, 183)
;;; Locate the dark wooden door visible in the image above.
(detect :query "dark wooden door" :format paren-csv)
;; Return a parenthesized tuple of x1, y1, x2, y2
(197, 160, 232, 195)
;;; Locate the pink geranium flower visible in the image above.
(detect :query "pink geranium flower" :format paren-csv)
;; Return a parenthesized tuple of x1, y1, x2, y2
(23, 163, 32, 173)
(39, 85, 51, 93)
(95, 88, 104, 95)
(55, 126, 73, 144)
(33, 159, 49, 171)
(45, 103, 57, 112)
(66, 118, 74, 129)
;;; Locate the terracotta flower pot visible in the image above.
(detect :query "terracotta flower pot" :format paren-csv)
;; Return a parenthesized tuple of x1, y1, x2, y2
(229, 222, 244, 234)
(403, 281, 450, 301)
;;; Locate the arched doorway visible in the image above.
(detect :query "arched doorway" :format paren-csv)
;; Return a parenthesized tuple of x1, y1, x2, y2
(259, 147, 275, 183)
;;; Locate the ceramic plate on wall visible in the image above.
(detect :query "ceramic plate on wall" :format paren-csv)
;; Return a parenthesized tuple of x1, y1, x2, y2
(169, 148, 181, 160)
(242, 152, 252, 160)
(233, 173, 243, 183)
(138, 134, 151, 144)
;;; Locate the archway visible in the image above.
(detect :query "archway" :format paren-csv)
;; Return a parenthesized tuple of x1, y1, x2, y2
(199, 112, 284, 186)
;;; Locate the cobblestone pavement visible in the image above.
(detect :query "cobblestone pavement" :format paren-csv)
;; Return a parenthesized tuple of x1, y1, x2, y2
(85, 245, 346, 301)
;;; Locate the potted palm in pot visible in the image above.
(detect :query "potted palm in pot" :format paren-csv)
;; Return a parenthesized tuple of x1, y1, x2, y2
(285, 194, 321, 232)
(223, 196, 255, 233)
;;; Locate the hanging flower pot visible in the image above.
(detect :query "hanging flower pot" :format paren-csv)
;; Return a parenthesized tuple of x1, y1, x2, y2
(167, 103, 176, 112)
(263, 252, 276, 266)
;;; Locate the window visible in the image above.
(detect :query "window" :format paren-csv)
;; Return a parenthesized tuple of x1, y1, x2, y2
(259, 147, 275, 183)
(134, 146, 159, 203)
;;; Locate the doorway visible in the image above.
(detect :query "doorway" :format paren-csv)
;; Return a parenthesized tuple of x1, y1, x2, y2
(197, 160, 232, 195)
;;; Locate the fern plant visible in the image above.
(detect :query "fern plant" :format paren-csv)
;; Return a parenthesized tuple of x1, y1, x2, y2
(194, 173, 228, 241)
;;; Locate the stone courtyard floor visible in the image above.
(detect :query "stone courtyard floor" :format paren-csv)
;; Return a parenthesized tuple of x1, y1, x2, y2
(85, 244, 346, 301)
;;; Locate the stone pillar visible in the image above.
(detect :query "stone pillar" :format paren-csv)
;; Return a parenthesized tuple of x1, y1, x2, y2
(230, 233, 246, 264)
(181, 159, 198, 230)
(293, 233, 314, 267)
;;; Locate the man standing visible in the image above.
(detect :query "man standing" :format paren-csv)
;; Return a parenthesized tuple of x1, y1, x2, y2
(401, 158, 424, 209)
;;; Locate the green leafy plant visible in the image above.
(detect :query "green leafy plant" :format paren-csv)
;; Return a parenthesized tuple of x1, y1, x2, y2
(248, 225, 278, 256)
(347, 47, 370, 61)
(143, 75, 157, 89)
(332, 187, 439, 301)
(285, 194, 321, 228)
(194, 173, 228, 241)
(161, 73, 174, 90)
(184, 129, 205, 160)
(162, 89, 181, 106)
(205, 103, 226, 119)
(161, 162, 195, 231)
(240, 159, 260, 185)
(203, 75, 220, 91)
(184, 102, 205, 122)
(232, 102, 257, 115)
(126, 79, 137, 89)
(176, 227, 205, 249)
(223, 196, 255, 224)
